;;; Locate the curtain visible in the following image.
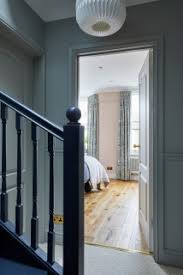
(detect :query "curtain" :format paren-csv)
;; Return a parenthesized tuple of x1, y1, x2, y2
(87, 94, 99, 158)
(117, 91, 131, 180)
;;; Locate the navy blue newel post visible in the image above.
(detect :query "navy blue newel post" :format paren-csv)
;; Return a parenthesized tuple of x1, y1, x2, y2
(1, 103, 8, 222)
(31, 123, 39, 250)
(15, 113, 24, 235)
(47, 133, 55, 264)
(63, 107, 84, 275)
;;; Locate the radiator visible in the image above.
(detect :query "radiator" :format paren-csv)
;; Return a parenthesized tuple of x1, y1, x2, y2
(130, 156, 139, 174)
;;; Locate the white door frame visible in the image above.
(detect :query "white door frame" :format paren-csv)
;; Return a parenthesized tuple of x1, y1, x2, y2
(69, 36, 164, 261)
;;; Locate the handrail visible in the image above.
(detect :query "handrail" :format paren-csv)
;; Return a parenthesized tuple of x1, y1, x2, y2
(0, 91, 64, 140)
(0, 97, 84, 274)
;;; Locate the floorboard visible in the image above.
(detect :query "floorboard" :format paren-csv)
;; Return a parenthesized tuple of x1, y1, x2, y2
(84, 180, 149, 253)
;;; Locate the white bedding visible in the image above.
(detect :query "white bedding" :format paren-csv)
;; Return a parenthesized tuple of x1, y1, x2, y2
(85, 156, 110, 190)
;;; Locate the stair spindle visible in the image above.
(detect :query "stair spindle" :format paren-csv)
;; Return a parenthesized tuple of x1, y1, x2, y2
(15, 114, 23, 235)
(31, 123, 39, 250)
(1, 103, 8, 222)
(47, 133, 55, 264)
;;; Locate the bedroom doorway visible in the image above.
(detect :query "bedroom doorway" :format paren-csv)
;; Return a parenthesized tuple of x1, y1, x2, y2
(78, 48, 153, 254)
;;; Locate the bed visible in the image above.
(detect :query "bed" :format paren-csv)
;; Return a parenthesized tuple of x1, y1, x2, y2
(84, 155, 110, 192)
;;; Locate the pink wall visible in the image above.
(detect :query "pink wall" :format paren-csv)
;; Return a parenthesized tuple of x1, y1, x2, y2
(98, 92, 120, 179)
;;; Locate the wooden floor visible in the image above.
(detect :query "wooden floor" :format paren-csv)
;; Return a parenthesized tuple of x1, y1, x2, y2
(84, 180, 149, 253)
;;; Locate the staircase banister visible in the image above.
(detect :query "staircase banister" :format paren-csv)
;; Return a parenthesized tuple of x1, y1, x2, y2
(0, 91, 64, 140)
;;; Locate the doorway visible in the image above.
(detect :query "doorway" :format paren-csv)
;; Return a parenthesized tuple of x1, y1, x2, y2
(78, 48, 154, 254)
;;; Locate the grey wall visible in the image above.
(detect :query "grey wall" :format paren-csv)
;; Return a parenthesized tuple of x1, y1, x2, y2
(0, 0, 45, 52)
(0, 0, 46, 242)
(45, 0, 183, 267)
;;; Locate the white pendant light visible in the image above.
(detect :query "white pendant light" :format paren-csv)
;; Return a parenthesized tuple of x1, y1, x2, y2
(76, 0, 126, 37)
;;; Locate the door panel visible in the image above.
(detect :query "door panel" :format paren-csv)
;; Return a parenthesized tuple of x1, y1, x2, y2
(0, 35, 33, 229)
(139, 75, 147, 166)
(139, 51, 152, 251)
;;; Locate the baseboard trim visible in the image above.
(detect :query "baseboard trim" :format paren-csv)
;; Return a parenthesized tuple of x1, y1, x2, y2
(85, 241, 150, 256)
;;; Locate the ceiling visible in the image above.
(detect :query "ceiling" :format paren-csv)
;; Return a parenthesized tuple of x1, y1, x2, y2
(79, 50, 149, 98)
(24, 0, 159, 22)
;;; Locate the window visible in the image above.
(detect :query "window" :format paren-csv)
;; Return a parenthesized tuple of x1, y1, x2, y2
(130, 93, 139, 156)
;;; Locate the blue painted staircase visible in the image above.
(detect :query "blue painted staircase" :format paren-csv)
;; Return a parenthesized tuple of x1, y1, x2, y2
(0, 91, 84, 275)
(0, 258, 47, 275)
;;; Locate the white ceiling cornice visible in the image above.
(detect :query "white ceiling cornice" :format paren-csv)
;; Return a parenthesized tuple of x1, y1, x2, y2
(24, 0, 159, 22)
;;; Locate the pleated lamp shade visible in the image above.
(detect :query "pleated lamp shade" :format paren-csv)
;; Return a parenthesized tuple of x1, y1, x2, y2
(76, 0, 126, 37)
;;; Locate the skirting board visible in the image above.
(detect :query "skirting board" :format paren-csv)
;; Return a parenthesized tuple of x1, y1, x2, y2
(41, 230, 63, 246)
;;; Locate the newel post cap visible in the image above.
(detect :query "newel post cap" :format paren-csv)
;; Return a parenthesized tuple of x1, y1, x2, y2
(66, 107, 81, 123)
